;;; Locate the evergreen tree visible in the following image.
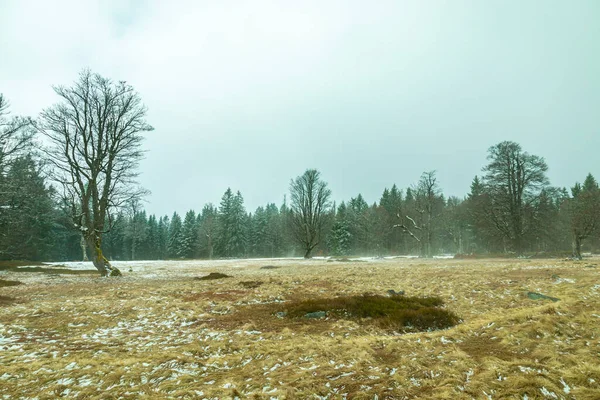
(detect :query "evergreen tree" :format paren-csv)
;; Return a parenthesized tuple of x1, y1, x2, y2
(329, 202, 351, 256)
(103, 213, 127, 260)
(168, 212, 183, 258)
(156, 215, 170, 259)
(218, 189, 247, 257)
(146, 215, 159, 259)
(0, 156, 57, 260)
(180, 210, 198, 258)
(198, 204, 217, 259)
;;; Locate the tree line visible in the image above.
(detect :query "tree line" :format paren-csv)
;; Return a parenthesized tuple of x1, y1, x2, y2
(1, 71, 599, 269)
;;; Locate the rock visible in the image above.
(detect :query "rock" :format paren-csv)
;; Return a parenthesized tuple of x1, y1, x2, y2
(527, 291, 559, 302)
(275, 311, 287, 319)
(304, 311, 326, 319)
(387, 289, 405, 296)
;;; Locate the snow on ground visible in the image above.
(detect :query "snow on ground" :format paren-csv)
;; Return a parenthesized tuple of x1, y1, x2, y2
(1, 257, 599, 398)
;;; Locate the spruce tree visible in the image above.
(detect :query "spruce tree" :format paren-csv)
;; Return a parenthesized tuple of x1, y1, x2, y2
(180, 210, 199, 258)
(168, 212, 183, 258)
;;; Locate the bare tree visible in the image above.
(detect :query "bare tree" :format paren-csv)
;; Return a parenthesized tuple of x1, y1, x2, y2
(482, 141, 549, 254)
(289, 169, 331, 258)
(568, 174, 600, 259)
(394, 171, 442, 257)
(39, 70, 153, 276)
(0, 94, 34, 171)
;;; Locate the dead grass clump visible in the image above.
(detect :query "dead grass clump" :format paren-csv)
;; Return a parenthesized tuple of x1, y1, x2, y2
(240, 280, 263, 289)
(280, 294, 459, 332)
(459, 335, 517, 361)
(0, 265, 97, 275)
(0, 279, 23, 287)
(260, 265, 280, 269)
(0, 295, 17, 306)
(0, 260, 45, 269)
(327, 258, 367, 263)
(195, 272, 231, 280)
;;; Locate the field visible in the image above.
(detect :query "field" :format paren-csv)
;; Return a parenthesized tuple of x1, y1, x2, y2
(1, 257, 600, 399)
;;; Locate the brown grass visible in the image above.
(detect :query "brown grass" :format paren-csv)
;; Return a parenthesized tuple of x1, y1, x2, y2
(0, 257, 598, 399)
(195, 272, 232, 280)
(0, 295, 17, 306)
(0, 263, 97, 274)
(0, 278, 23, 287)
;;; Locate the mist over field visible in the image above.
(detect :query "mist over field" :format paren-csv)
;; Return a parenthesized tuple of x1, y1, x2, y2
(1, 1, 600, 399)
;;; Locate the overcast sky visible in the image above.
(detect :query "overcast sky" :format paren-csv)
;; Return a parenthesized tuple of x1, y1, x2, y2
(1, 0, 599, 217)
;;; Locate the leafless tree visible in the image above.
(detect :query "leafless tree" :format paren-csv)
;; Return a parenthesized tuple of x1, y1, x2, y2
(0, 94, 34, 171)
(289, 169, 331, 258)
(394, 171, 441, 257)
(568, 174, 600, 259)
(482, 141, 549, 254)
(38, 70, 153, 276)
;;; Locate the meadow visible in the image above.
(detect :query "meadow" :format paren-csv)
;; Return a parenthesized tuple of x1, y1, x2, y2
(1, 257, 599, 399)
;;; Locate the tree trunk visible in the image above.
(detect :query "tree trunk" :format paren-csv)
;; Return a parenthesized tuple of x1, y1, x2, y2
(87, 236, 122, 276)
(81, 235, 89, 261)
(304, 247, 313, 259)
(207, 235, 213, 260)
(572, 235, 583, 260)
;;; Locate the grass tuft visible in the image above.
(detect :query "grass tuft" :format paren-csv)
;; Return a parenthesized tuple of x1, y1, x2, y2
(0, 295, 17, 306)
(0, 264, 97, 275)
(195, 272, 231, 280)
(280, 294, 459, 332)
(0, 279, 24, 287)
(240, 280, 263, 289)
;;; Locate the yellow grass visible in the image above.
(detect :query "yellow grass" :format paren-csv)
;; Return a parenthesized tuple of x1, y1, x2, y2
(1, 257, 599, 399)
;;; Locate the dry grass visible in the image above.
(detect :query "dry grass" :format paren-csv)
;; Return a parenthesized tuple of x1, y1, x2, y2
(0, 279, 23, 287)
(1, 257, 599, 399)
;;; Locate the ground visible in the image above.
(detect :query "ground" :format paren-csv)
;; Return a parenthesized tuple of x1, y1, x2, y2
(1, 257, 599, 399)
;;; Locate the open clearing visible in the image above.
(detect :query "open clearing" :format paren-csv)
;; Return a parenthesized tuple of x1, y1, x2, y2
(1, 257, 600, 399)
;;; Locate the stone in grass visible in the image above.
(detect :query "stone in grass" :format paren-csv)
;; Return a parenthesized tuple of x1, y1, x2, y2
(275, 311, 287, 319)
(527, 291, 560, 302)
(387, 289, 405, 296)
(304, 311, 327, 319)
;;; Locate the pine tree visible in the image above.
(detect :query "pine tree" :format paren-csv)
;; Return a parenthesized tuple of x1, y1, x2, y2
(218, 189, 247, 257)
(329, 202, 351, 256)
(146, 215, 159, 259)
(180, 210, 198, 258)
(156, 216, 169, 259)
(198, 204, 217, 259)
(0, 155, 56, 260)
(168, 212, 183, 258)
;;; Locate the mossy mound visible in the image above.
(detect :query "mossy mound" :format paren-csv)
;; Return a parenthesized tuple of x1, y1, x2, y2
(280, 294, 459, 332)
(195, 272, 232, 280)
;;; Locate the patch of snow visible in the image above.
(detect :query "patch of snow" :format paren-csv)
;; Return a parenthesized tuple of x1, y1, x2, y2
(560, 377, 571, 394)
(56, 377, 74, 386)
(440, 336, 453, 344)
(540, 387, 558, 399)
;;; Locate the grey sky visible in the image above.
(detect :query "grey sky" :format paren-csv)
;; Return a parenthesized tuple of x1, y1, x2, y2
(1, 0, 599, 217)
